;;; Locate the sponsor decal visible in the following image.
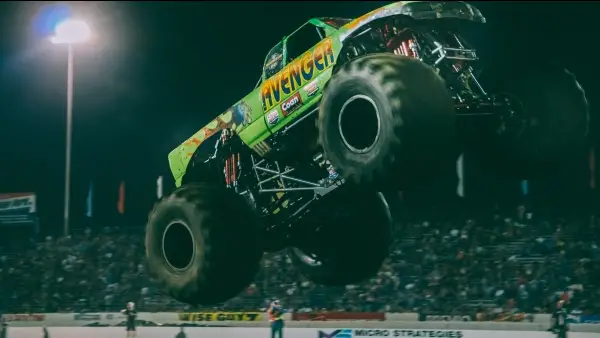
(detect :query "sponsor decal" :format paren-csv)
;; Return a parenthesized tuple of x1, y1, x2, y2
(261, 37, 335, 111)
(266, 53, 283, 72)
(319, 329, 464, 338)
(177, 312, 261, 321)
(267, 109, 280, 126)
(304, 80, 319, 96)
(281, 92, 303, 116)
(232, 101, 253, 130)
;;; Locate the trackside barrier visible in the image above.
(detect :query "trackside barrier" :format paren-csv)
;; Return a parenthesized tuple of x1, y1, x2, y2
(385, 313, 554, 324)
(0, 312, 566, 327)
(1, 312, 272, 327)
(2, 313, 598, 331)
(2, 327, 600, 338)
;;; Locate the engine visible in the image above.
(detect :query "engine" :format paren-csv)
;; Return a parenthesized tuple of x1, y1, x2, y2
(339, 16, 490, 108)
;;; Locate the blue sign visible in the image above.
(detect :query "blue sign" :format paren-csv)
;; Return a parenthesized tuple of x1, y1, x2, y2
(73, 313, 101, 321)
(319, 329, 353, 338)
(581, 315, 600, 324)
(568, 314, 600, 324)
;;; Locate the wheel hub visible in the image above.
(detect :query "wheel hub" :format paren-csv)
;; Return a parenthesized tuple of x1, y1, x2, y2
(338, 94, 381, 153)
(162, 220, 195, 271)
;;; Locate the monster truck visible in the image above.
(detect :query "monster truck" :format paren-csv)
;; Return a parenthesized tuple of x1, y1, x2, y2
(146, 1, 589, 305)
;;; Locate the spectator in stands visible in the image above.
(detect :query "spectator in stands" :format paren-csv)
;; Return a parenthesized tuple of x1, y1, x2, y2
(0, 207, 597, 316)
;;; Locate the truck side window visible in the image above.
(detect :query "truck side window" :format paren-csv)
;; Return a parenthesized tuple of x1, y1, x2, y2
(285, 24, 323, 63)
(264, 42, 284, 79)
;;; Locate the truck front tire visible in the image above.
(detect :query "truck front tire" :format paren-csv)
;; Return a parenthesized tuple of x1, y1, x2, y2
(146, 183, 263, 305)
(318, 54, 457, 189)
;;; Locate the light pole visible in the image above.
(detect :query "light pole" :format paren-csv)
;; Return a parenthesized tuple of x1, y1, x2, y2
(51, 19, 91, 237)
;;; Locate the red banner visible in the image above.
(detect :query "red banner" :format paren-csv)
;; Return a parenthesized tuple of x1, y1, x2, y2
(2, 314, 46, 322)
(292, 312, 384, 321)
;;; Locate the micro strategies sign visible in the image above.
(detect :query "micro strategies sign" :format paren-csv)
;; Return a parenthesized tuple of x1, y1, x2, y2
(320, 329, 464, 338)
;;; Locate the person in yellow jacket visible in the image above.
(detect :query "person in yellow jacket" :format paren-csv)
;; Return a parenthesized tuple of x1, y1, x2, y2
(267, 300, 285, 338)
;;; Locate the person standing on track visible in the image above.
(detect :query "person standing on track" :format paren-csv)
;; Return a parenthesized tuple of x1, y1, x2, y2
(0, 317, 7, 338)
(121, 302, 138, 338)
(267, 300, 285, 338)
(549, 300, 569, 338)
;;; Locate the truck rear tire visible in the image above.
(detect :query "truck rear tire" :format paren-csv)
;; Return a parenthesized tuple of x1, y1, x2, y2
(470, 64, 589, 177)
(146, 183, 262, 305)
(318, 54, 456, 189)
(288, 189, 392, 286)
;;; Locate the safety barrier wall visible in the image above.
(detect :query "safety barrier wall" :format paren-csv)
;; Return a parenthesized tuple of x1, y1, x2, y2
(2, 327, 600, 338)
(2, 312, 599, 331)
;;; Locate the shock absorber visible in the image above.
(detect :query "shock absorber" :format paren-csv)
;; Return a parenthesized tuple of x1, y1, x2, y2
(386, 32, 419, 59)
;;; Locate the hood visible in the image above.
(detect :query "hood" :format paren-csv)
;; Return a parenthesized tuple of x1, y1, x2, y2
(339, 1, 485, 41)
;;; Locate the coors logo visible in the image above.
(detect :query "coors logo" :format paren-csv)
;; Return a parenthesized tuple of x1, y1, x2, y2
(304, 81, 318, 96)
(281, 92, 303, 116)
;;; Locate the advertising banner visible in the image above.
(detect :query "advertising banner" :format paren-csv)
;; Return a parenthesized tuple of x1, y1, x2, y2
(491, 312, 527, 322)
(1, 314, 45, 322)
(293, 313, 385, 321)
(569, 314, 600, 324)
(177, 312, 263, 322)
(319, 328, 465, 338)
(0, 193, 37, 227)
(1, 327, 600, 338)
(0, 193, 36, 213)
(421, 315, 472, 322)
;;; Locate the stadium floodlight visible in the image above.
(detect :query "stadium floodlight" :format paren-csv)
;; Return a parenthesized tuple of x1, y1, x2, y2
(51, 19, 90, 44)
(51, 18, 91, 236)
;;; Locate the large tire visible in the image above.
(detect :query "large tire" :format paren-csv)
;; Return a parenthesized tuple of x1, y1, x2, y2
(288, 188, 392, 286)
(146, 183, 263, 305)
(468, 64, 589, 177)
(318, 54, 457, 189)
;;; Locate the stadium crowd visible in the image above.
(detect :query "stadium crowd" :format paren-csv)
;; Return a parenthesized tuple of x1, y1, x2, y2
(0, 205, 598, 316)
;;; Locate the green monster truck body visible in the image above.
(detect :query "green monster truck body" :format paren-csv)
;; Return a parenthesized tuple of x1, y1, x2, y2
(148, 1, 589, 306)
(167, 30, 339, 186)
(168, 0, 477, 187)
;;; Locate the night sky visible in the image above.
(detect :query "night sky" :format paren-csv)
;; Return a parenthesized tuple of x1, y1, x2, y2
(0, 1, 598, 234)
